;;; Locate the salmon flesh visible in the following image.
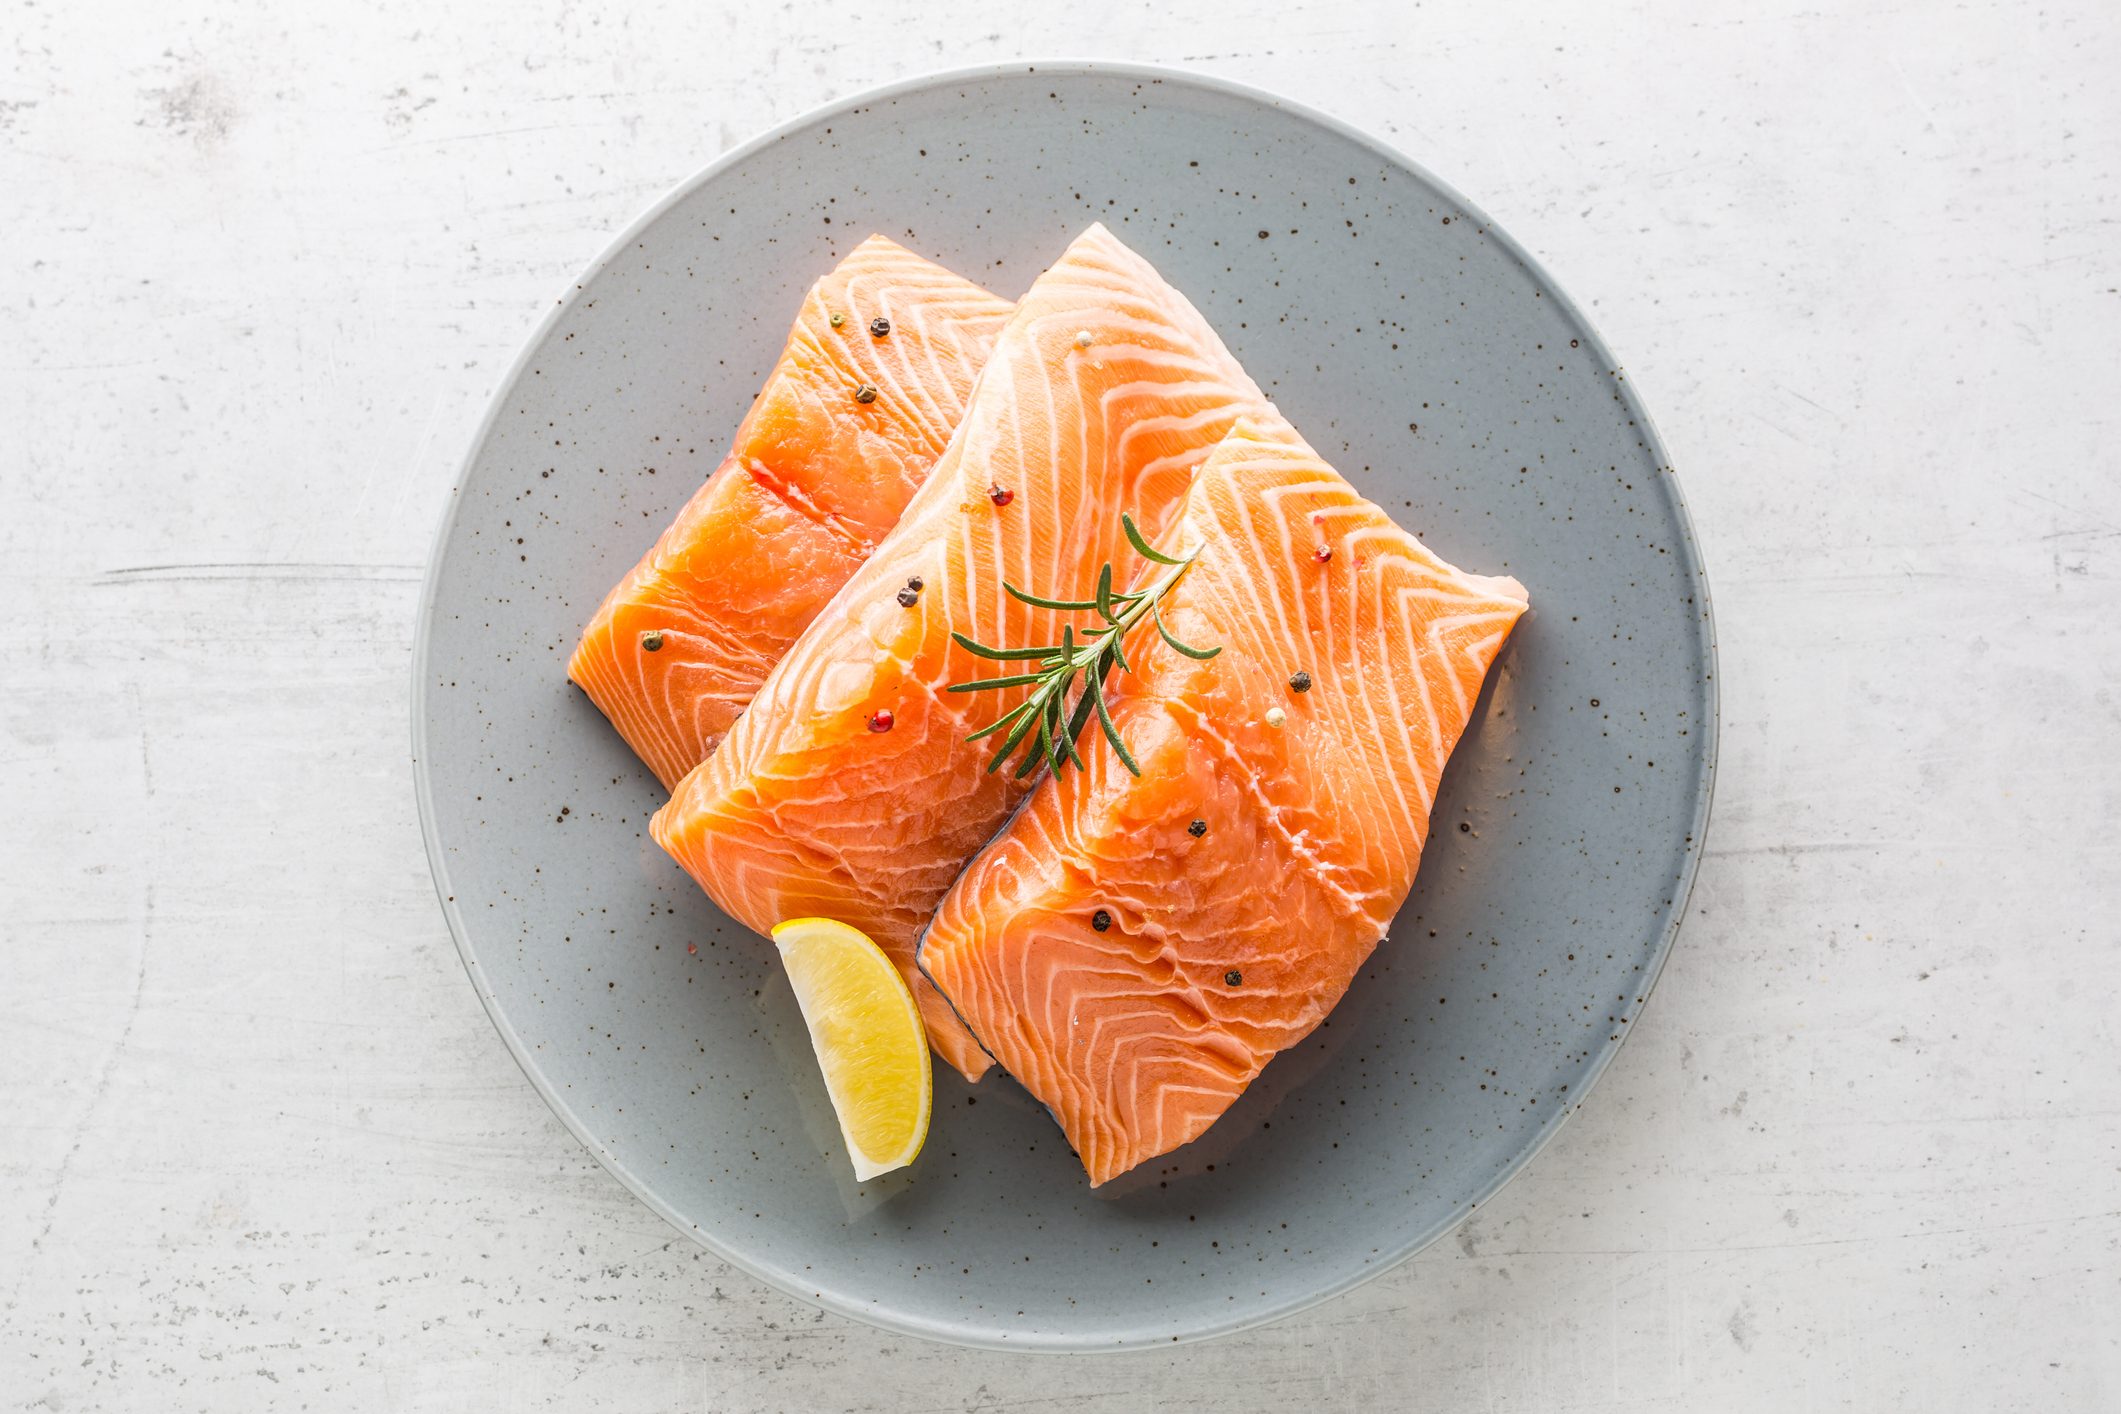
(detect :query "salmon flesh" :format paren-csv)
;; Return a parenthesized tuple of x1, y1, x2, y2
(918, 422, 1529, 1183)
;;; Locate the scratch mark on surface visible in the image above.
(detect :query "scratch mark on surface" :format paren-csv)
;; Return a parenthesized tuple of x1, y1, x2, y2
(1705, 841, 1929, 858)
(2017, 488, 2121, 534)
(1485, 1207, 2121, 1260)
(96, 562, 423, 585)
(0, 359, 159, 375)
(11, 684, 159, 1302)
(11, 890, 152, 1301)
(1773, 381, 1842, 419)
(137, 681, 155, 799)
(385, 387, 453, 528)
(360, 121, 616, 155)
(1886, 54, 1956, 146)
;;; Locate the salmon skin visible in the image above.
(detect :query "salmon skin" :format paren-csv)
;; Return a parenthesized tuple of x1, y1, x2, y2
(917, 422, 1530, 1184)
(653, 225, 1289, 1081)
(569, 236, 1012, 789)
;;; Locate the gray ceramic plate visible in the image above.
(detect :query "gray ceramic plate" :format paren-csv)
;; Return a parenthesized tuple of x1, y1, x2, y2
(413, 61, 1715, 1350)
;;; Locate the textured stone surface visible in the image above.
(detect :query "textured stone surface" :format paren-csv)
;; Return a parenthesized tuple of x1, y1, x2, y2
(3, 0, 2117, 1407)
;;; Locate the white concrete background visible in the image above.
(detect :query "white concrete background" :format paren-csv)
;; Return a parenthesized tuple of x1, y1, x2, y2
(3, 0, 2117, 1408)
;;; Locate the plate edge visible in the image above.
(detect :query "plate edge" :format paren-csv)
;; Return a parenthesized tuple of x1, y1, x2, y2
(408, 55, 1723, 1354)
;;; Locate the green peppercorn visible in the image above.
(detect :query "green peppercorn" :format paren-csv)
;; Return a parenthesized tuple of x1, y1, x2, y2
(828, 311, 845, 328)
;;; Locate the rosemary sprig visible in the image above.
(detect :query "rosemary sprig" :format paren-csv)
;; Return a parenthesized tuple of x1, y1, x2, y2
(947, 513, 1220, 779)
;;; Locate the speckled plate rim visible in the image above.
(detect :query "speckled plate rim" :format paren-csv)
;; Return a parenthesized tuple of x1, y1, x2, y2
(411, 58, 1719, 1352)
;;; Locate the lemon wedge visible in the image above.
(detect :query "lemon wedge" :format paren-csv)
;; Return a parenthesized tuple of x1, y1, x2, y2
(770, 917, 932, 1180)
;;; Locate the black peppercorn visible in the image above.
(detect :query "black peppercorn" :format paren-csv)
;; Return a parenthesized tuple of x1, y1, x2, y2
(854, 384, 877, 404)
(869, 316, 891, 337)
(1225, 970, 1243, 986)
(895, 586, 919, 607)
(1091, 909, 1112, 932)
(639, 630, 664, 652)
(1187, 819, 1207, 837)
(1289, 670, 1313, 693)
(906, 576, 923, 592)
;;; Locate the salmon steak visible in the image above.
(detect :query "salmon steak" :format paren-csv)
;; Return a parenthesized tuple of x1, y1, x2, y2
(917, 422, 1530, 1184)
(653, 225, 1288, 1081)
(569, 236, 1012, 789)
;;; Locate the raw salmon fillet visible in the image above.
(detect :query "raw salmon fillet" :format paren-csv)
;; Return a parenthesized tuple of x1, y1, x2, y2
(917, 422, 1530, 1183)
(568, 236, 1012, 789)
(653, 225, 1288, 1081)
